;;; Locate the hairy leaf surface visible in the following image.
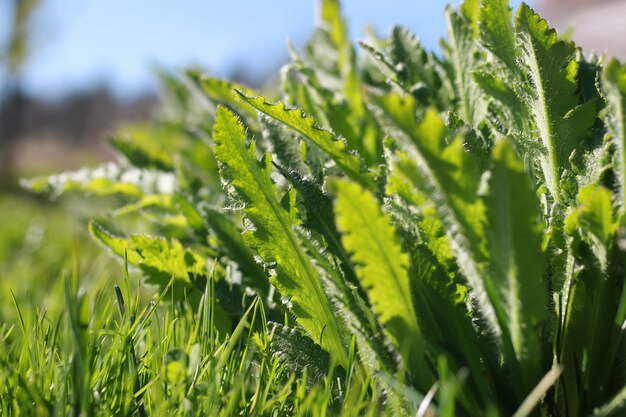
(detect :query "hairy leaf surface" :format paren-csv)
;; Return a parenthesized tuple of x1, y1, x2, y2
(236, 92, 374, 189)
(212, 106, 348, 367)
(331, 179, 428, 379)
(603, 59, 626, 224)
(514, 4, 595, 202)
(484, 139, 547, 389)
(373, 94, 498, 335)
(442, 6, 487, 128)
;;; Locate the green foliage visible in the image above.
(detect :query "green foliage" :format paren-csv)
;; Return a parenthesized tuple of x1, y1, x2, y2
(18, 0, 626, 415)
(442, 4, 487, 127)
(603, 59, 626, 224)
(514, 4, 596, 203)
(484, 140, 547, 390)
(0, 253, 397, 416)
(330, 179, 428, 383)
(237, 93, 375, 188)
(212, 106, 348, 367)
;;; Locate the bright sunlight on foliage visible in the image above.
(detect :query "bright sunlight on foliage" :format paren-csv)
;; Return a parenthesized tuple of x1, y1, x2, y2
(7, 0, 626, 415)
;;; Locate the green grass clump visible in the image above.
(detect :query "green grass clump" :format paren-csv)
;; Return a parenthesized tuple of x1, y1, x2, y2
(0, 260, 395, 416)
(7, 0, 626, 415)
(0, 194, 112, 320)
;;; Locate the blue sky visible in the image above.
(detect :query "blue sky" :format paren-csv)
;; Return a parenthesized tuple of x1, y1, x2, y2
(20, 0, 525, 98)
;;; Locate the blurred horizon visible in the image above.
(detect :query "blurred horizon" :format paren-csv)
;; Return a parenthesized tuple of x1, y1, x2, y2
(7, 0, 523, 99)
(7, 0, 626, 184)
(4, 0, 533, 182)
(7, 0, 626, 103)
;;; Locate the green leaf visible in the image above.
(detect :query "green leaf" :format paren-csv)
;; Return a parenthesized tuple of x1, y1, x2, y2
(565, 185, 617, 245)
(479, 0, 516, 71)
(88, 221, 142, 265)
(154, 68, 193, 115)
(212, 105, 348, 367)
(174, 193, 209, 239)
(129, 234, 206, 284)
(280, 59, 379, 166)
(472, 70, 527, 131)
(389, 26, 425, 83)
(187, 71, 260, 119)
(297, 230, 397, 377)
(367, 25, 443, 105)
(330, 179, 429, 381)
(484, 139, 547, 388)
(514, 3, 595, 202)
(319, 0, 352, 73)
(359, 40, 401, 87)
(602, 59, 626, 225)
(108, 124, 180, 171)
(373, 94, 498, 336)
(261, 117, 312, 177)
(386, 154, 455, 271)
(113, 194, 175, 217)
(441, 6, 487, 127)
(409, 244, 500, 407)
(272, 165, 350, 273)
(163, 348, 189, 385)
(558, 227, 621, 415)
(474, 1, 532, 138)
(89, 220, 206, 287)
(202, 205, 270, 299)
(565, 185, 617, 270)
(269, 323, 333, 387)
(235, 92, 375, 189)
(460, 0, 480, 36)
(558, 188, 621, 415)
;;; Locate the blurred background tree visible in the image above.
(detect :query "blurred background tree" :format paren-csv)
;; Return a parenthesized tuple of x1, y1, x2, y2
(0, 0, 43, 188)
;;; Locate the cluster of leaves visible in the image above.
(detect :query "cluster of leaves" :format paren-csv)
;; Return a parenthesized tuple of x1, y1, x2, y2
(24, 0, 626, 415)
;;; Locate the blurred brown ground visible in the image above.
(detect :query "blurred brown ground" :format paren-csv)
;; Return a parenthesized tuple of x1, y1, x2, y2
(0, 87, 157, 183)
